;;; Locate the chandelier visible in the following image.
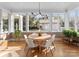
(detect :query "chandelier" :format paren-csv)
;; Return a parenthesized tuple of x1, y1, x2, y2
(31, 2, 48, 20)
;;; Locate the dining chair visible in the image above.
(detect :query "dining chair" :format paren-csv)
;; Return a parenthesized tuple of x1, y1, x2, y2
(28, 33, 38, 39)
(30, 33, 38, 37)
(51, 34, 56, 45)
(24, 35, 27, 39)
(0, 34, 8, 51)
(41, 33, 48, 36)
(3, 34, 7, 40)
(24, 35, 36, 56)
(42, 35, 56, 56)
(0, 34, 6, 40)
(0, 40, 8, 51)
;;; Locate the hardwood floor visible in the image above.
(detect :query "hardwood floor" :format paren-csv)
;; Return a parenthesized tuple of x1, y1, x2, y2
(2, 38, 79, 57)
(23, 38, 79, 57)
(25, 38, 79, 57)
(5, 41, 26, 57)
(53, 38, 79, 57)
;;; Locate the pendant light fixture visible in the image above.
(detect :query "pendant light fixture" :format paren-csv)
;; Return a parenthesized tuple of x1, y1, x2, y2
(31, 2, 48, 20)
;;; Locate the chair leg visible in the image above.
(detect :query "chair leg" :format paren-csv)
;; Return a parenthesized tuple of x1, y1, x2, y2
(24, 44, 27, 56)
(52, 42, 54, 46)
(42, 48, 48, 57)
(45, 48, 50, 57)
(26, 48, 30, 56)
(45, 49, 48, 57)
(31, 49, 36, 57)
(52, 43, 56, 52)
(53, 46, 55, 51)
(50, 49, 53, 56)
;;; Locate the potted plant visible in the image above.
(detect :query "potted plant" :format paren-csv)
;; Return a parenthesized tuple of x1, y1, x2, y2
(72, 31, 77, 37)
(71, 31, 78, 43)
(63, 29, 72, 42)
(14, 29, 22, 41)
(63, 30, 72, 37)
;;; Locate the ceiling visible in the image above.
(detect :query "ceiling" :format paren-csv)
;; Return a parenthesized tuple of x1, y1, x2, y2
(0, 2, 79, 13)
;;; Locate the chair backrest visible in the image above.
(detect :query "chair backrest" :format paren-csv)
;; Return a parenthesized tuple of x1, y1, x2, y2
(45, 39, 53, 48)
(3, 34, 7, 40)
(28, 39, 36, 47)
(41, 33, 48, 36)
(28, 33, 38, 38)
(45, 34, 56, 47)
(24, 35, 27, 39)
(31, 33, 38, 35)
(51, 34, 56, 42)
(0, 34, 6, 40)
(24, 35, 35, 48)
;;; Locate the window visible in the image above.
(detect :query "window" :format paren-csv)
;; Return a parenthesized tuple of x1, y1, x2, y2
(29, 16, 39, 32)
(3, 16, 8, 32)
(52, 13, 65, 32)
(52, 15, 59, 32)
(59, 14, 64, 27)
(23, 16, 26, 31)
(69, 19, 74, 29)
(38, 17, 50, 32)
(29, 14, 50, 32)
(76, 10, 79, 32)
(69, 11, 75, 30)
(14, 16, 19, 31)
(76, 20, 79, 32)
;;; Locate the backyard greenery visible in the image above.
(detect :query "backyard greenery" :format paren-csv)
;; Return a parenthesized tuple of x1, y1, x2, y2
(29, 16, 40, 30)
(63, 29, 77, 38)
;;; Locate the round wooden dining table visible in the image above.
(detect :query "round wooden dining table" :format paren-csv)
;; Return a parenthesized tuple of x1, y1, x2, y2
(29, 34, 51, 54)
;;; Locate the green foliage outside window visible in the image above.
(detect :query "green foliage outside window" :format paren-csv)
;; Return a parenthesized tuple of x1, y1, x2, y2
(3, 19, 8, 31)
(29, 16, 40, 30)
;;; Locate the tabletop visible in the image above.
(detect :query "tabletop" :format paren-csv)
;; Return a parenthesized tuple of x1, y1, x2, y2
(33, 35, 51, 40)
